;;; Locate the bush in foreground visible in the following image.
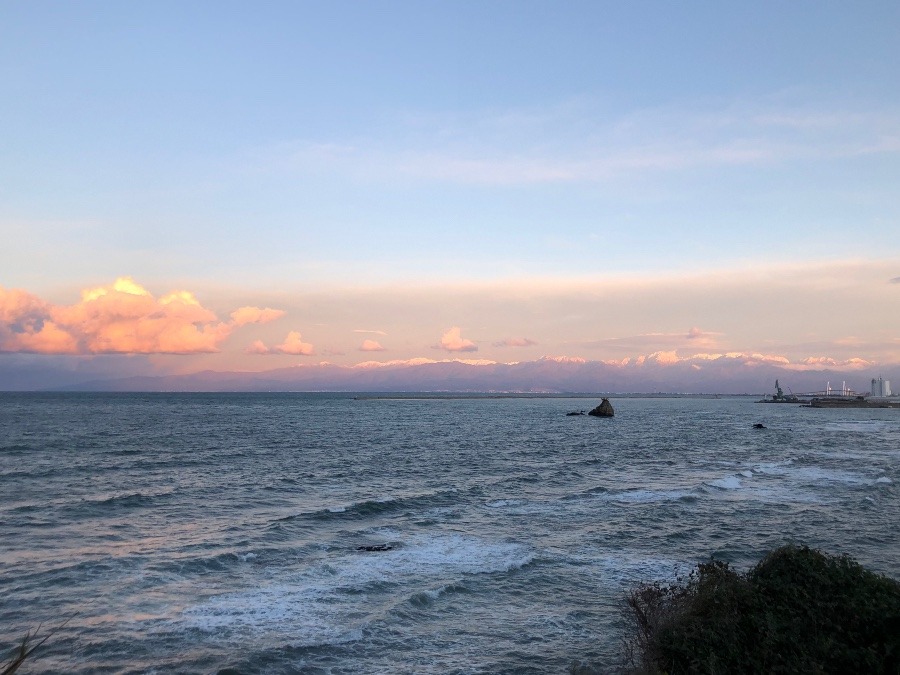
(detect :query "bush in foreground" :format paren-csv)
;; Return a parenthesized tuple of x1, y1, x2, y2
(619, 545, 900, 674)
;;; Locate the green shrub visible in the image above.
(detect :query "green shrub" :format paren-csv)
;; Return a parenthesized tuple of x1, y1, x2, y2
(621, 545, 900, 674)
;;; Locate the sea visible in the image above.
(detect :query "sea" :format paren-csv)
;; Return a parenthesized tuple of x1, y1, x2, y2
(1, 393, 898, 674)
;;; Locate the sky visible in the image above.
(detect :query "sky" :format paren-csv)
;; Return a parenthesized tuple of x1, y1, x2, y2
(1, 1, 899, 390)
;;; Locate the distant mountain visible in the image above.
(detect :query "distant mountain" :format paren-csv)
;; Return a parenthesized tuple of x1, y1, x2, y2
(30, 356, 893, 395)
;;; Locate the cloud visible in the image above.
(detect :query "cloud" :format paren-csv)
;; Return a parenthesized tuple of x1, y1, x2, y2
(588, 328, 722, 353)
(359, 339, 386, 352)
(493, 337, 537, 347)
(890, 277, 900, 284)
(0, 277, 281, 354)
(353, 328, 388, 335)
(230, 306, 285, 326)
(274, 331, 315, 355)
(245, 340, 271, 355)
(434, 326, 478, 352)
(273, 100, 900, 187)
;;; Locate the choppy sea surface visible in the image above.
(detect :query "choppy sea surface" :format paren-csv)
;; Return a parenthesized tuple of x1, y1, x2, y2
(1, 393, 898, 674)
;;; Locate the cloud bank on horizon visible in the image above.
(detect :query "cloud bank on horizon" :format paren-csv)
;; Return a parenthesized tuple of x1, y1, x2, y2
(1, 263, 897, 391)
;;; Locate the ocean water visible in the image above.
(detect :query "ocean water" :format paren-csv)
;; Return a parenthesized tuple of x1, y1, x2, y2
(1, 393, 898, 674)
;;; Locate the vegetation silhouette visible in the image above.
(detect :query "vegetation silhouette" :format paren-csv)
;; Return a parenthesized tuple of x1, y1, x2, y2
(612, 545, 900, 674)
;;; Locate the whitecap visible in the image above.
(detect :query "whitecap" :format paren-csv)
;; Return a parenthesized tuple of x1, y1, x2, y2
(179, 533, 533, 645)
(706, 476, 743, 490)
(485, 499, 527, 508)
(608, 489, 692, 503)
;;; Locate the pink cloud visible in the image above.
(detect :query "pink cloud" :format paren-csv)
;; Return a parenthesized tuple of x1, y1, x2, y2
(245, 339, 271, 355)
(0, 278, 281, 354)
(493, 337, 537, 347)
(230, 306, 285, 327)
(589, 327, 722, 352)
(434, 326, 477, 352)
(274, 331, 315, 355)
(359, 339, 386, 352)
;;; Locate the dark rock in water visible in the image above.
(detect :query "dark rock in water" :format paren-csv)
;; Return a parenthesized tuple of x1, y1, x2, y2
(566, 410, 586, 416)
(357, 544, 393, 552)
(752, 423, 766, 429)
(588, 398, 614, 417)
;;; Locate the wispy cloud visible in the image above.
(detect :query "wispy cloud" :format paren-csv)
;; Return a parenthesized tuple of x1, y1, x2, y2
(230, 307, 285, 326)
(493, 337, 537, 347)
(586, 327, 722, 353)
(263, 98, 900, 187)
(359, 339, 385, 352)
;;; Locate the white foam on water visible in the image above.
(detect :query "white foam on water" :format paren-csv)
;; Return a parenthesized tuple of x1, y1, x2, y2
(606, 489, 693, 503)
(752, 460, 875, 485)
(179, 533, 533, 645)
(237, 552, 257, 562)
(569, 549, 686, 588)
(706, 476, 743, 490)
(790, 466, 872, 485)
(874, 476, 893, 484)
(823, 420, 898, 433)
(739, 470, 754, 478)
(485, 499, 528, 508)
(409, 582, 457, 606)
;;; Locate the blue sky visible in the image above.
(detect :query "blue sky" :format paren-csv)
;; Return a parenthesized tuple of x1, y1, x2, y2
(1, 1, 899, 386)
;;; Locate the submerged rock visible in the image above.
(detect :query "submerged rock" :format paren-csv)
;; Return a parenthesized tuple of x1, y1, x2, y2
(588, 398, 614, 417)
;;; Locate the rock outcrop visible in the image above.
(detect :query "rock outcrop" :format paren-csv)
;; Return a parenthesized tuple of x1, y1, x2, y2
(588, 398, 614, 417)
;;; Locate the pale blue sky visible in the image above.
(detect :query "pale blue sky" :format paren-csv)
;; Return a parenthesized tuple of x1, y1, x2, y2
(3, 2, 899, 289)
(1, 2, 899, 378)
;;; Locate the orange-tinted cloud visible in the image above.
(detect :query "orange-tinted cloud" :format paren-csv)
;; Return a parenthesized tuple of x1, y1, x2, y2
(245, 339, 271, 355)
(359, 339, 386, 352)
(0, 278, 282, 354)
(246, 331, 315, 355)
(275, 331, 315, 355)
(434, 326, 477, 352)
(230, 306, 285, 326)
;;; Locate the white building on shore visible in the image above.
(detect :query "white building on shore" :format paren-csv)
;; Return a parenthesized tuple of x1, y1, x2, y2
(871, 377, 892, 397)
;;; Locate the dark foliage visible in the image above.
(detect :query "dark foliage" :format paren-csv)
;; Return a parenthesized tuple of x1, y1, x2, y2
(621, 545, 900, 674)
